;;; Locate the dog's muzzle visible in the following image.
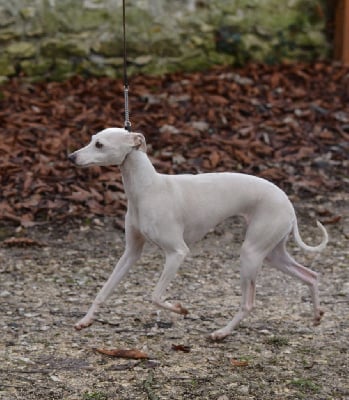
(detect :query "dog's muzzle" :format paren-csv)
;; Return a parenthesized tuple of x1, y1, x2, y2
(68, 153, 77, 164)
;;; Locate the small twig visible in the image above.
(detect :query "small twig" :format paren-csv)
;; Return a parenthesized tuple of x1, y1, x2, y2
(0, 382, 52, 390)
(0, 384, 29, 389)
(0, 368, 51, 374)
(0, 364, 94, 374)
(95, 318, 121, 327)
(322, 300, 349, 304)
(106, 361, 142, 371)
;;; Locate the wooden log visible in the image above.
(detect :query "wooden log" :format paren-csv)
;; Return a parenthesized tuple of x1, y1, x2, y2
(334, 0, 349, 64)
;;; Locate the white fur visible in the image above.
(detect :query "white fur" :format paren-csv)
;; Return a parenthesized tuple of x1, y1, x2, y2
(68, 127, 328, 340)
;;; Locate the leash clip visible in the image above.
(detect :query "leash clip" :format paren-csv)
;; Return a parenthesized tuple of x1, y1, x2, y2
(122, 0, 132, 133)
(123, 84, 131, 132)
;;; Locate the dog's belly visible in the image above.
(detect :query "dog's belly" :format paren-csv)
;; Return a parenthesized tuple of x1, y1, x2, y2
(182, 221, 222, 244)
(182, 206, 239, 244)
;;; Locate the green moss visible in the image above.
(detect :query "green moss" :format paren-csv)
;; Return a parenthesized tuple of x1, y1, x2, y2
(50, 59, 74, 81)
(265, 336, 289, 347)
(207, 51, 235, 66)
(290, 378, 321, 393)
(6, 42, 36, 59)
(20, 58, 52, 77)
(0, 29, 20, 42)
(0, 0, 329, 80)
(20, 7, 36, 19)
(83, 392, 108, 400)
(41, 38, 88, 58)
(179, 52, 213, 72)
(0, 56, 15, 75)
(92, 35, 121, 57)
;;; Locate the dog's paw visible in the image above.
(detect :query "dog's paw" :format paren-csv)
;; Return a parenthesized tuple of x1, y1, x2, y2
(313, 309, 325, 326)
(174, 303, 189, 315)
(209, 329, 229, 342)
(74, 317, 94, 330)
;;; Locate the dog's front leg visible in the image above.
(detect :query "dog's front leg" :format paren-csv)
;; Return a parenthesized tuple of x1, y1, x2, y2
(152, 244, 189, 315)
(75, 226, 145, 330)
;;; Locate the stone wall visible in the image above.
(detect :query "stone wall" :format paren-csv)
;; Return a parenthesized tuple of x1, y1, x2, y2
(0, 0, 329, 82)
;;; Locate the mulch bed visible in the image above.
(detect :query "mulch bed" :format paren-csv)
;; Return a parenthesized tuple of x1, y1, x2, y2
(0, 62, 348, 227)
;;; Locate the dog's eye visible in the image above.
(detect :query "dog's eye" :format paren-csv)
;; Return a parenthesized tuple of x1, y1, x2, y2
(95, 141, 103, 149)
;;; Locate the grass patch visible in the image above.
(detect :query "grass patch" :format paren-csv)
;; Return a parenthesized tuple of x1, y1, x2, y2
(298, 345, 314, 354)
(290, 378, 321, 393)
(265, 336, 289, 347)
(83, 392, 108, 400)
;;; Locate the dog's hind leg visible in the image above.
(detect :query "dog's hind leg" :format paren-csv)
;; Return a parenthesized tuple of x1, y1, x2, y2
(210, 216, 293, 341)
(75, 222, 145, 330)
(210, 242, 264, 341)
(266, 239, 324, 325)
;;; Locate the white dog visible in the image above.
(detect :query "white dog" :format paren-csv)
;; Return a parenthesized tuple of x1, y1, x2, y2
(68, 128, 328, 340)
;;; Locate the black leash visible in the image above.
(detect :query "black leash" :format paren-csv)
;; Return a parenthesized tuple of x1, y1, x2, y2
(122, 0, 131, 132)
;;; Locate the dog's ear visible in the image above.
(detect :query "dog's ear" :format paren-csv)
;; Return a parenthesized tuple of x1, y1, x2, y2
(131, 133, 147, 153)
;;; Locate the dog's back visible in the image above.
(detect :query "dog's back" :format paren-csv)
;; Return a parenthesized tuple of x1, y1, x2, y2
(155, 172, 294, 244)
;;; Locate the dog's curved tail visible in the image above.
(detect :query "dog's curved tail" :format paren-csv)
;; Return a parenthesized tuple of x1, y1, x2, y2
(292, 219, 328, 252)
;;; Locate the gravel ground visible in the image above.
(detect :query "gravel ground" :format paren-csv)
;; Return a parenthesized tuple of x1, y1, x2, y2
(0, 194, 348, 400)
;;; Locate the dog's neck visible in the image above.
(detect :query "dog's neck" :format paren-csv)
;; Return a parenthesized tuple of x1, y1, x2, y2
(120, 150, 157, 202)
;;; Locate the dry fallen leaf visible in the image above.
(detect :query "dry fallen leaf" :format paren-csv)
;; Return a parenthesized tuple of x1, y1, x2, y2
(3, 237, 43, 247)
(231, 359, 249, 367)
(93, 348, 149, 359)
(209, 150, 221, 168)
(321, 215, 342, 225)
(171, 344, 191, 353)
(0, 63, 347, 225)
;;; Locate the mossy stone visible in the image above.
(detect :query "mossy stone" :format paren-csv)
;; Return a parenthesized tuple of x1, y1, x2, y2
(298, 31, 326, 48)
(41, 38, 88, 58)
(0, 56, 15, 75)
(50, 59, 74, 81)
(63, 9, 110, 33)
(208, 51, 235, 66)
(20, 58, 52, 77)
(179, 51, 213, 72)
(20, 7, 36, 20)
(0, 29, 20, 42)
(0, 8, 15, 28)
(0, 0, 329, 80)
(6, 42, 36, 59)
(133, 55, 153, 66)
(92, 35, 122, 57)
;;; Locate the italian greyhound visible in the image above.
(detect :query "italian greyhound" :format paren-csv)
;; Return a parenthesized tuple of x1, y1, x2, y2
(68, 127, 328, 340)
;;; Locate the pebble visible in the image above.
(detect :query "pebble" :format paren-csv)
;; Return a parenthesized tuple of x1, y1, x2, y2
(238, 385, 249, 394)
(341, 282, 349, 295)
(217, 395, 229, 400)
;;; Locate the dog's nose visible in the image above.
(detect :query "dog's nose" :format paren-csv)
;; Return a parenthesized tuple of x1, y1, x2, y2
(68, 153, 77, 164)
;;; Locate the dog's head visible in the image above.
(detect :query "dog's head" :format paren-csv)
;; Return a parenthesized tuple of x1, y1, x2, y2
(68, 127, 147, 167)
